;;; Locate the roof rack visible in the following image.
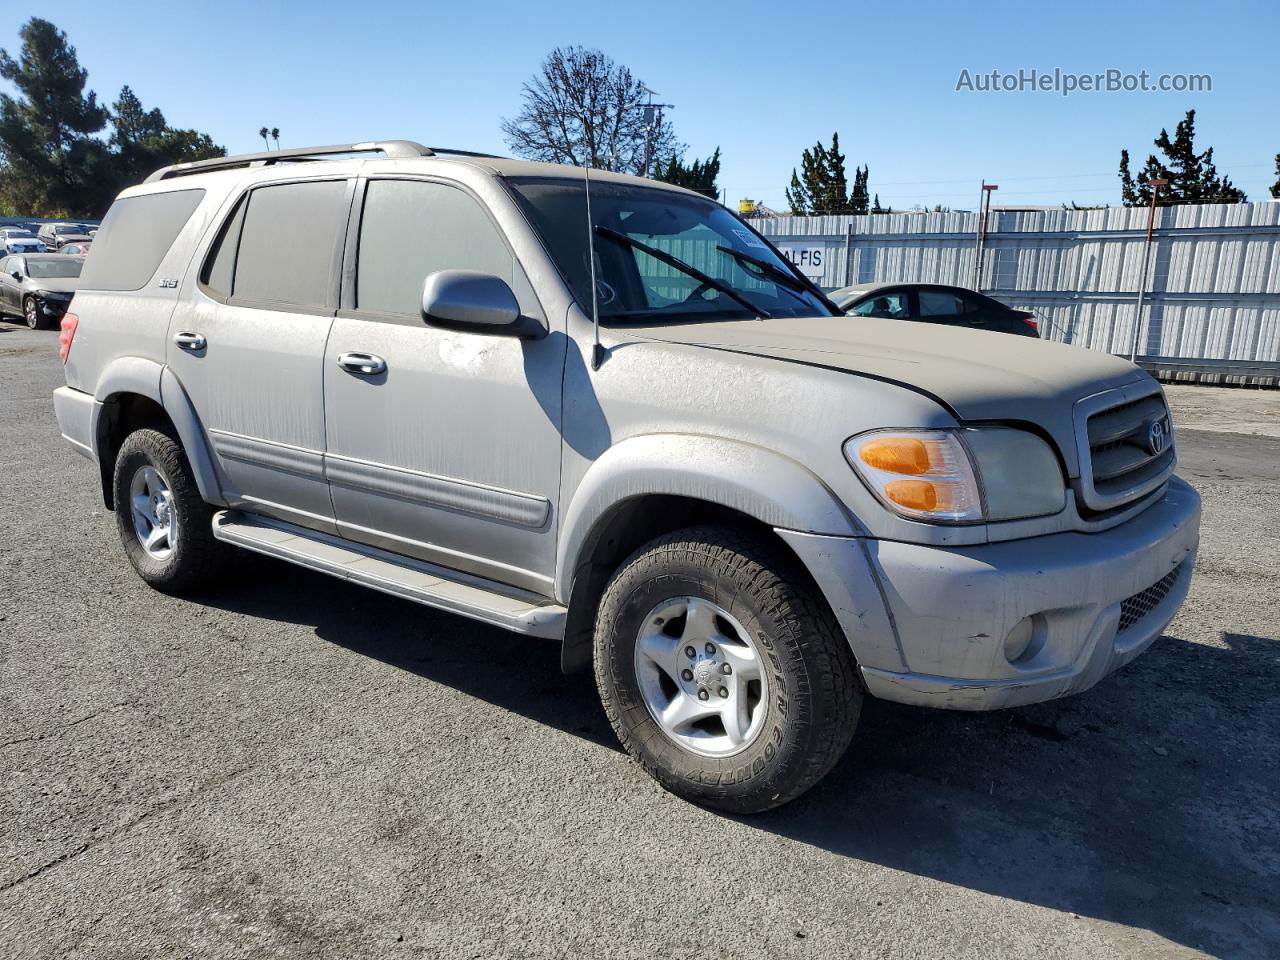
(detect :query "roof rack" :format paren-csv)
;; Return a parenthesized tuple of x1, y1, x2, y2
(144, 140, 435, 183)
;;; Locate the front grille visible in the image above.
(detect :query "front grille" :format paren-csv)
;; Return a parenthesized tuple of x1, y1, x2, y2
(1080, 390, 1176, 511)
(1118, 565, 1183, 633)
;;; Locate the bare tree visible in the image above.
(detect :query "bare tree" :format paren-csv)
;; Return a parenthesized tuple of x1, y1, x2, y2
(500, 46, 682, 175)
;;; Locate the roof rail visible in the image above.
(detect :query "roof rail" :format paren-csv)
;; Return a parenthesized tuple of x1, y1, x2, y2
(143, 140, 433, 183)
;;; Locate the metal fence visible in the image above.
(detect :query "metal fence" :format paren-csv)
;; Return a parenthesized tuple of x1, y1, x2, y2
(755, 202, 1280, 385)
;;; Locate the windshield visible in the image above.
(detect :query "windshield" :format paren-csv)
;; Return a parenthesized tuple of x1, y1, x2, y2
(54, 225, 85, 235)
(26, 259, 83, 279)
(4, 230, 33, 238)
(507, 177, 835, 324)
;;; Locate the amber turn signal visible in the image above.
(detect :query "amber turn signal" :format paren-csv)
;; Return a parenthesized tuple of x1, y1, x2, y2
(858, 436, 932, 475)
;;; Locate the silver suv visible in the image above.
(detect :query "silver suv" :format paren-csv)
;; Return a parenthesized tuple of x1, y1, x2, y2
(53, 141, 1200, 812)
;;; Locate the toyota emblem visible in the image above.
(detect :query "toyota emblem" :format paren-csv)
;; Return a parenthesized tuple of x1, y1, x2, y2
(1146, 418, 1168, 455)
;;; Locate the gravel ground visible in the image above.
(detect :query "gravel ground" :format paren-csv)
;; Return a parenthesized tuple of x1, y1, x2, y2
(2, 320, 1277, 959)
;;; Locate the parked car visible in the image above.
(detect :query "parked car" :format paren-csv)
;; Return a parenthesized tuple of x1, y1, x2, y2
(52, 141, 1199, 813)
(830, 281, 1041, 337)
(59, 242, 92, 256)
(37, 222, 94, 250)
(0, 253, 82, 328)
(0, 227, 48, 255)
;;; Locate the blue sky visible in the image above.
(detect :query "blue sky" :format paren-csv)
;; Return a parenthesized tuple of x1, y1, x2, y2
(4, 0, 1277, 210)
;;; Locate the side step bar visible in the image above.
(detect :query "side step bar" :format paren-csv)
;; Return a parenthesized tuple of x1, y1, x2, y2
(211, 511, 567, 639)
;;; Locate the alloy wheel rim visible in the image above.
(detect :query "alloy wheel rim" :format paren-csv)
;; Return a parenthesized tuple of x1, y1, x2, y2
(25, 300, 37, 328)
(633, 596, 769, 758)
(129, 464, 177, 560)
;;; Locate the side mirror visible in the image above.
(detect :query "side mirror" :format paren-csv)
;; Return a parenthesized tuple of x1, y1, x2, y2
(421, 270, 541, 338)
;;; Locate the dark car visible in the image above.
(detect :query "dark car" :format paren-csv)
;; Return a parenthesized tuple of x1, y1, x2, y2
(829, 282, 1040, 338)
(0, 254, 83, 329)
(37, 222, 94, 250)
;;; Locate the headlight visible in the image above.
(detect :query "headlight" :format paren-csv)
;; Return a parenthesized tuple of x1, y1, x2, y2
(844, 428, 1065, 524)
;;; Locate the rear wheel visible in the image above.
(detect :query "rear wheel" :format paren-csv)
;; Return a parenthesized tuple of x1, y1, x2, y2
(594, 526, 862, 813)
(112, 428, 232, 593)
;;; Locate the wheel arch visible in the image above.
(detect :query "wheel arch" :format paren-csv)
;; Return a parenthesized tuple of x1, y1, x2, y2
(91, 358, 223, 510)
(555, 434, 864, 672)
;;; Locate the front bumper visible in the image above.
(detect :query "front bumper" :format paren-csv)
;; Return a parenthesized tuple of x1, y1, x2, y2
(780, 475, 1200, 710)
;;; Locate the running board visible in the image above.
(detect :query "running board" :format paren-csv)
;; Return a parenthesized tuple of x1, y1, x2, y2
(211, 511, 567, 639)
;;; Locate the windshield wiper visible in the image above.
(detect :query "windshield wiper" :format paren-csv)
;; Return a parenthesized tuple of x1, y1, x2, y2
(594, 226, 770, 319)
(714, 245, 812, 293)
(715, 245, 843, 314)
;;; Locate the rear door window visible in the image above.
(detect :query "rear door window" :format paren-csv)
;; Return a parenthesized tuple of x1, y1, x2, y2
(918, 290, 967, 317)
(229, 180, 348, 309)
(77, 189, 205, 291)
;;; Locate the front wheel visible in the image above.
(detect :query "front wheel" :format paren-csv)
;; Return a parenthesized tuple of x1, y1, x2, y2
(594, 526, 862, 813)
(24, 296, 44, 330)
(112, 428, 232, 593)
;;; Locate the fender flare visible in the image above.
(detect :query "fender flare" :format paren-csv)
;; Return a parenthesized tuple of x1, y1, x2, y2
(91, 357, 224, 507)
(554, 433, 862, 603)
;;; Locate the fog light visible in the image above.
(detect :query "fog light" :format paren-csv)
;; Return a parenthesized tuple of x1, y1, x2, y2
(1004, 617, 1035, 663)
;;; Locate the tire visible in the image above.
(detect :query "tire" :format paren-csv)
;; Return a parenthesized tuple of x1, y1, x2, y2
(112, 428, 233, 593)
(24, 296, 44, 330)
(594, 526, 862, 814)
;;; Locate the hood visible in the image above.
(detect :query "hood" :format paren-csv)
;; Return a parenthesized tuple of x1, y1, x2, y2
(29, 278, 81, 295)
(625, 315, 1150, 475)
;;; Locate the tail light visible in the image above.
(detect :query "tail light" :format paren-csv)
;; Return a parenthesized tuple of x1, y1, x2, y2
(59, 312, 79, 365)
(1014, 310, 1039, 333)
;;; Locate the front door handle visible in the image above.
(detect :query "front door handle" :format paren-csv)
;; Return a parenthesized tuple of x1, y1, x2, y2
(173, 331, 207, 351)
(337, 352, 387, 376)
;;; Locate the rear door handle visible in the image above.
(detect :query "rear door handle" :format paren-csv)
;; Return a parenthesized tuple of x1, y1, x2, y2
(337, 352, 386, 376)
(173, 331, 207, 351)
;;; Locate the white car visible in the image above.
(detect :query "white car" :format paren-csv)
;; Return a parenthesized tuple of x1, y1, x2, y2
(0, 228, 48, 256)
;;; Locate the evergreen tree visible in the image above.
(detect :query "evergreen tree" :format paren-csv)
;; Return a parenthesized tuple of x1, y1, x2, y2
(785, 167, 812, 215)
(0, 19, 224, 216)
(110, 85, 223, 188)
(822, 133, 849, 213)
(850, 164, 870, 215)
(785, 135, 874, 215)
(870, 193, 885, 214)
(0, 18, 109, 216)
(1119, 110, 1246, 206)
(786, 139, 831, 214)
(652, 147, 721, 199)
(1270, 153, 1280, 200)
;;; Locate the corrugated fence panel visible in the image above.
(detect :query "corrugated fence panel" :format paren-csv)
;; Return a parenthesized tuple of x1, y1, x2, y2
(756, 201, 1280, 365)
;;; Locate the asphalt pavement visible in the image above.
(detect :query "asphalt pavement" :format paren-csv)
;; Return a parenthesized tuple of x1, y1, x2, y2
(2, 320, 1277, 959)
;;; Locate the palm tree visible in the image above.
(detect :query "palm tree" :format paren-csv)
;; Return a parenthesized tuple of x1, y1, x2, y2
(258, 126, 269, 150)
(270, 127, 281, 150)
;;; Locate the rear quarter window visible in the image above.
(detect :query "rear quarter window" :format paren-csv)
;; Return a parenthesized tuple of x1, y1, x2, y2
(78, 189, 205, 291)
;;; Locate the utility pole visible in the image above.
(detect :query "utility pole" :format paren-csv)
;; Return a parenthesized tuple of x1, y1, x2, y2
(1130, 177, 1169, 361)
(639, 85, 675, 178)
(972, 182, 998, 290)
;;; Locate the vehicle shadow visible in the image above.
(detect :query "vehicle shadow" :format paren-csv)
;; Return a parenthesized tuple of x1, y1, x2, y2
(199, 561, 1280, 957)
(199, 557, 618, 750)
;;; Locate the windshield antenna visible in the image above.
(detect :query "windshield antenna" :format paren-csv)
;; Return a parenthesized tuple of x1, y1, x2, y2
(585, 164, 605, 370)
